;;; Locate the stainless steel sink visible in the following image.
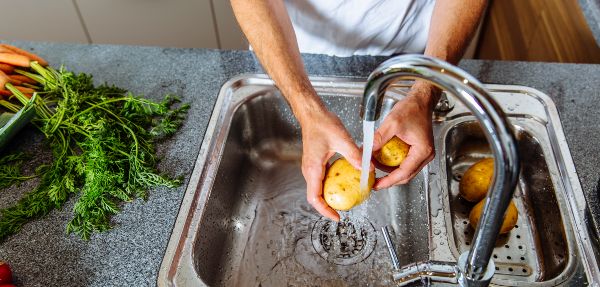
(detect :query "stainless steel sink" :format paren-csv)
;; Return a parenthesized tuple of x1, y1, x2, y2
(444, 121, 577, 284)
(158, 75, 600, 286)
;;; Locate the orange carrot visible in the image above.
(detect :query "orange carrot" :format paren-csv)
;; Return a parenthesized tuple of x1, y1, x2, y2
(0, 44, 48, 66)
(0, 63, 14, 74)
(0, 70, 9, 89)
(7, 77, 22, 85)
(0, 90, 11, 96)
(0, 53, 30, 67)
(0, 46, 14, 54)
(14, 86, 35, 94)
(9, 75, 37, 85)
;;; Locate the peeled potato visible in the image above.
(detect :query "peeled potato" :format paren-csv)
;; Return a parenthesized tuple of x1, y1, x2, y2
(323, 158, 375, 211)
(469, 199, 518, 234)
(459, 158, 494, 202)
(374, 136, 410, 167)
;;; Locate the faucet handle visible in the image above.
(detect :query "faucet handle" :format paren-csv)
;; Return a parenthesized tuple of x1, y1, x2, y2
(433, 92, 455, 119)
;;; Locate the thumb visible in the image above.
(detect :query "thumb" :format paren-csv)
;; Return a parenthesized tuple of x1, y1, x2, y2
(372, 129, 385, 152)
(372, 113, 400, 151)
(337, 140, 364, 171)
(372, 124, 396, 152)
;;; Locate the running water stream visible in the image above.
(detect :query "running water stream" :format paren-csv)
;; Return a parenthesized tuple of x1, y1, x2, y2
(360, 120, 375, 192)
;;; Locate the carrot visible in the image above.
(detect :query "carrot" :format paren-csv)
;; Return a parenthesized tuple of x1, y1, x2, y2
(7, 77, 22, 85)
(0, 70, 9, 89)
(9, 75, 36, 85)
(0, 44, 48, 66)
(0, 63, 14, 74)
(0, 46, 14, 54)
(13, 86, 35, 94)
(0, 53, 30, 67)
(0, 90, 11, 96)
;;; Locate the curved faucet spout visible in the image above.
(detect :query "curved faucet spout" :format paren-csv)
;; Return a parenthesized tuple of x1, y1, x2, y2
(361, 54, 520, 286)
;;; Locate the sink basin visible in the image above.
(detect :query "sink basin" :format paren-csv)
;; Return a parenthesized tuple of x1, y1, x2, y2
(159, 75, 600, 286)
(445, 121, 574, 283)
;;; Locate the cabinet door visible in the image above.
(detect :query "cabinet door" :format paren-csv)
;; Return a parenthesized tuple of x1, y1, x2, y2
(0, 0, 88, 43)
(76, 0, 218, 48)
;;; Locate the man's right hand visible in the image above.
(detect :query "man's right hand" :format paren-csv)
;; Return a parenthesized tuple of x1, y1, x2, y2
(230, 0, 371, 222)
(297, 105, 365, 222)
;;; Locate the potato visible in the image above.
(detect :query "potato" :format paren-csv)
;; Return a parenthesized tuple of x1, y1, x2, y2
(323, 158, 375, 211)
(374, 136, 410, 167)
(459, 158, 494, 202)
(469, 199, 518, 234)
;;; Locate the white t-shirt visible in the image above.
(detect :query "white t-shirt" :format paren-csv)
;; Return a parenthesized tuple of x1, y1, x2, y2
(284, 0, 436, 56)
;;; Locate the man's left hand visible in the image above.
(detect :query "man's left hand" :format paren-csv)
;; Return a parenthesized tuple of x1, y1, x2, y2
(372, 82, 438, 189)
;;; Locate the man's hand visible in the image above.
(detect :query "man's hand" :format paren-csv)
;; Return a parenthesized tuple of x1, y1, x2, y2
(298, 105, 365, 222)
(372, 82, 437, 190)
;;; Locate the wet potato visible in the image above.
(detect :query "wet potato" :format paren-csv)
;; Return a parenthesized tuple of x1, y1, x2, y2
(459, 157, 494, 202)
(469, 199, 519, 234)
(374, 136, 410, 167)
(323, 158, 375, 211)
(460, 157, 519, 234)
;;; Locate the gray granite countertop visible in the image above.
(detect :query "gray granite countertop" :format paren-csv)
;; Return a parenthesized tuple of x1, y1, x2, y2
(0, 42, 599, 287)
(579, 0, 600, 44)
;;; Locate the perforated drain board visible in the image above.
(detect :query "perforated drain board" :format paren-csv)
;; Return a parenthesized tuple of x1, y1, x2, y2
(450, 171, 540, 281)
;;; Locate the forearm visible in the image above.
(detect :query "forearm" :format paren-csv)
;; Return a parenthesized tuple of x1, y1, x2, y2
(426, 0, 487, 64)
(416, 0, 487, 105)
(230, 0, 324, 124)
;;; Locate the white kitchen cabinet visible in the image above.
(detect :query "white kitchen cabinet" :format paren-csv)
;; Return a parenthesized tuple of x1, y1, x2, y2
(75, 0, 218, 48)
(211, 0, 247, 50)
(0, 0, 89, 43)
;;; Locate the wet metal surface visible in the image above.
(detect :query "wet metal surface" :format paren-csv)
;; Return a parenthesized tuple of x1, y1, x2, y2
(311, 216, 377, 266)
(159, 76, 599, 286)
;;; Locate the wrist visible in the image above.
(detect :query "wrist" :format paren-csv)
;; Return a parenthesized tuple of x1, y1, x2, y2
(410, 80, 441, 110)
(290, 92, 329, 126)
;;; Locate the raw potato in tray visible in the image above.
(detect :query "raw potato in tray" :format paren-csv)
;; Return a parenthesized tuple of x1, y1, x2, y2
(459, 157, 494, 202)
(460, 157, 519, 234)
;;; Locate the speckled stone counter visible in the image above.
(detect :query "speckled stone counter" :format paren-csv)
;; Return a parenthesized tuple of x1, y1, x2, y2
(579, 0, 600, 44)
(0, 41, 598, 286)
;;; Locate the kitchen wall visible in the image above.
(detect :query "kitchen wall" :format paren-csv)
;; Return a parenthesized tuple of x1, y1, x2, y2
(0, 0, 248, 50)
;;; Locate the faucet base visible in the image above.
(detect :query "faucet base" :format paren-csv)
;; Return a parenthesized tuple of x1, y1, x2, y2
(456, 252, 495, 287)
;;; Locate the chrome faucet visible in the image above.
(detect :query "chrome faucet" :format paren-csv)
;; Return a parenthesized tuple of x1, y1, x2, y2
(361, 54, 520, 286)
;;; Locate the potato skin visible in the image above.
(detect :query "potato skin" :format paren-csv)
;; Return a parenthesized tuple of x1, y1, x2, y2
(374, 136, 410, 167)
(459, 158, 494, 202)
(323, 158, 375, 211)
(469, 199, 519, 234)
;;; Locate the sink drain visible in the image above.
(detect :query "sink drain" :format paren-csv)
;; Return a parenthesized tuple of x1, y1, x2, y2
(311, 216, 377, 265)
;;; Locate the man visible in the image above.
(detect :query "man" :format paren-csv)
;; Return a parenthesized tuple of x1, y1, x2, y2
(231, 0, 486, 221)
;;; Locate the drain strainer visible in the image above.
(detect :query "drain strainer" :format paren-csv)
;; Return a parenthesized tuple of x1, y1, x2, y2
(311, 216, 376, 265)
